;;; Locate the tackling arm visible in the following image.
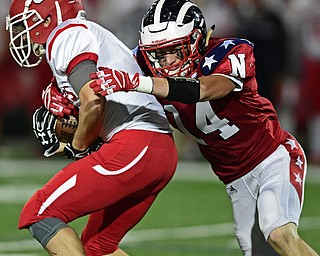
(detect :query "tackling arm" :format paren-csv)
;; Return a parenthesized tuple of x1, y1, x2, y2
(151, 75, 235, 102)
(89, 67, 236, 103)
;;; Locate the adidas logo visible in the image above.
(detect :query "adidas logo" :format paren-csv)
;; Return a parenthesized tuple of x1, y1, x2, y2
(228, 185, 238, 195)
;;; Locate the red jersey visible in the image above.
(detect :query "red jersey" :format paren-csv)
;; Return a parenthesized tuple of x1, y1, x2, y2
(139, 38, 287, 184)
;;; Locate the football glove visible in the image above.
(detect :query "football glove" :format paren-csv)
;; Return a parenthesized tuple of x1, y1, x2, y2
(89, 67, 153, 96)
(42, 78, 78, 118)
(32, 106, 60, 157)
(64, 137, 104, 160)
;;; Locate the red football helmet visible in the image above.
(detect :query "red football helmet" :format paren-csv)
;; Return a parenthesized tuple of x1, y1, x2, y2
(6, 0, 86, 67)
(139, 0, 207, 78)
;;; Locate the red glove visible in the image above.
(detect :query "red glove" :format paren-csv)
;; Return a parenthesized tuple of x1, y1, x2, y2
(89, 67, 153, 96)
(89, 67, 140, 96)
(42, 78, 77, 118)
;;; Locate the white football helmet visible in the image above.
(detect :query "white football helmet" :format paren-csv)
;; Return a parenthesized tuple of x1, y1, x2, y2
(6, 0, 86, 67)
(139, 0, 207, 78)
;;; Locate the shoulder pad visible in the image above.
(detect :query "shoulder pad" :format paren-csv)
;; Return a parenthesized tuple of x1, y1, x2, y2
(199, 38, 254, 76)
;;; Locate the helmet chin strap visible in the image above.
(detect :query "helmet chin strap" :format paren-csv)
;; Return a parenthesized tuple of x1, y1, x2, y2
(55, 1, 63, 25)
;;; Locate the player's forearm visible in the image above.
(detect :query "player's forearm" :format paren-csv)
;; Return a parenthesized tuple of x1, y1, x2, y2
(149, 75, 235, 102)
(72, 113, 103, 150)
(150, 77, 200, 104)
(138, 76, 200, 103)
(72, 84, 105, 150)
(90, 68, 226, 103)
(150, 77, 169, 98)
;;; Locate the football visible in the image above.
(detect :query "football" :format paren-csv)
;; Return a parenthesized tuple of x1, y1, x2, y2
(55, 115, 78, 143)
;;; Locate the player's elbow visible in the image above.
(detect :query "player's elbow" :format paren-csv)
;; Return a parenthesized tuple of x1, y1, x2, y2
(199, 83, 227, 101)
(199, 76, 234, 101)
(80, 86, 106, 114)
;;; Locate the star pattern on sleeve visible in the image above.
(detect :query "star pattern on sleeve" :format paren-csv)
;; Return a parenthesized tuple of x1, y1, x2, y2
(295, 155, 303, 169)
(285, 138, 298, 150)
(285, 138, 304, 188)
(199, 38, 253, 76)
(202, 55, 218, 70)
(220, 40, 235, 49)
(293, 172, 302, 186)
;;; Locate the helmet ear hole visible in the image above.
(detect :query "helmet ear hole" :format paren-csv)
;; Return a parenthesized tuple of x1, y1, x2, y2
(44, 15, 51, 28)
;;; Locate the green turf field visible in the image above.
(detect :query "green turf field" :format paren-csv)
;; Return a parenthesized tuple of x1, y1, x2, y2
(0, 158, 319, 255)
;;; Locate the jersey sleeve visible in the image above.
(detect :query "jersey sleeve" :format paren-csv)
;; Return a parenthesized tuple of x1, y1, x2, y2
(46, 23, 99, 77)
(199, 39, 256, 91)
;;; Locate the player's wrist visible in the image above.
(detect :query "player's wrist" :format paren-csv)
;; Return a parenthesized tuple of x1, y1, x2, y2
(56, 142, 66, 153)
(136, 76, 154, 94)
(64, 143, 89, 160)
(166, 77, 200, 104)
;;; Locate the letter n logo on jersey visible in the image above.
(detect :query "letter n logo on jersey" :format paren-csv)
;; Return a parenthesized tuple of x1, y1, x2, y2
(199, 38, 253, 77)
(228, 54, 246, 78)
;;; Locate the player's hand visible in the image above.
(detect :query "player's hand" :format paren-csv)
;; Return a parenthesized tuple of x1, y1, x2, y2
(42, 78, 77, 118)
(89, 67, 141, 96)
(32, 106, 60, 157)
(64, 137, 104, 160)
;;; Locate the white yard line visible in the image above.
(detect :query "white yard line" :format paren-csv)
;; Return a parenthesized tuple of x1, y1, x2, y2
(0, 160, 318, 204)
(122, 223, 234, 243)
(0, 185, 40, 203)
(123, 216, 320, 243)
(1, 158, 319, 183)
(0, 216, 320, 252)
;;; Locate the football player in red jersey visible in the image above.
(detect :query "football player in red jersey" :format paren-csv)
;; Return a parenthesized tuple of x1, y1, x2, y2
(88, 0, 319, 255)
(6, 0, 177, 255)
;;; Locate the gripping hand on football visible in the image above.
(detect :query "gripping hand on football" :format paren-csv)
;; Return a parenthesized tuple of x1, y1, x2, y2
(42, 78, 78, 118)
(89, 67, 153, 96)
(64, 137, 104, 160)
(32, 106, 61, 157)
